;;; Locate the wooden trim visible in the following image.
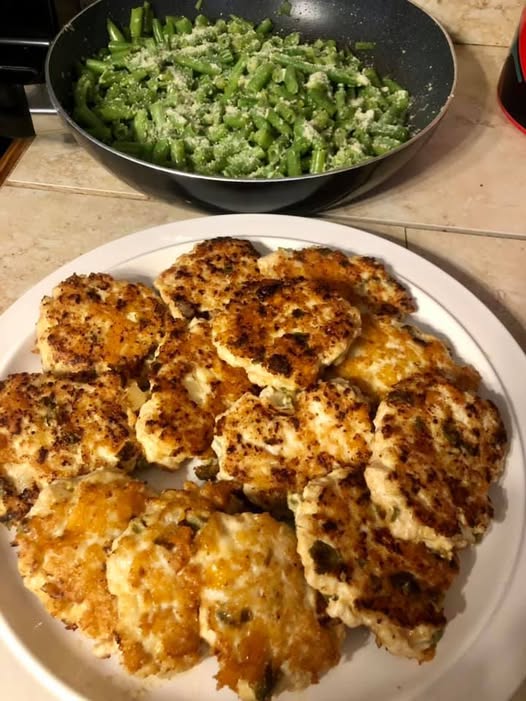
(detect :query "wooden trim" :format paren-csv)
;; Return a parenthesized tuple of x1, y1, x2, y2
(0, 138, 34, 187)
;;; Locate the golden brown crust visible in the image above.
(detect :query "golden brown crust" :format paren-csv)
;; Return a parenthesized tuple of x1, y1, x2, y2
(258, 247, 416, 316)
(15, 472, 151, 656)
(194, 512, 343, 699)
(0, 372, 142, 523)
(37, 273, 166, 378)
(154, 238, 261, 320)
(135, 319, 255, 469)
(107, 481, 245, 677)
(293, 468, 458, 661)
(367, 373, 508, 551)
(211, 278, 361, 391)
(333, 315, 481, 402)
(214, 380, 373, 510)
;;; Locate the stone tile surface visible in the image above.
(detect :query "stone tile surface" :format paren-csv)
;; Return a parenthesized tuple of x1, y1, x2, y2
(406, 227, 526, 351)
(414, 0, 522, 46)
(336, 45, 526, 239)
(0, 186, 405, 314)
(0, 187, 199, 313)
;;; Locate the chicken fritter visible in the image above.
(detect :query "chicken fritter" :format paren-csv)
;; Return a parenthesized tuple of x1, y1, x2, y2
(291, 468, 459, 662)
(258, 246, 416, 316)
(213, 379, 373, 510)
(211, 278, 361, 391)
(333, 315, 481, 403)
(135, 318, 255, 469)
(37, 273, 166, 378)
(366, 373, 508, 554)
(194, 512, 344, 701)
(154, 237, 261, 320)
(106, 481, 244, 677)
(16, 471, 151, 656)
(0, 372, 142, 523)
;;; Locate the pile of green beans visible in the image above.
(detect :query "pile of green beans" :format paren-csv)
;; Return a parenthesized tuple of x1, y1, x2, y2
(72, 3, 412, 178)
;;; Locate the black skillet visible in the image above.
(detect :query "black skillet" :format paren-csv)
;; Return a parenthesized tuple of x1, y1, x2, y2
(45, 0, 456, 214)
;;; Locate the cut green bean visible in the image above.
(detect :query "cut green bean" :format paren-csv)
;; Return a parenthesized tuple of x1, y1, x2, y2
(107, 19, 125, 43)
(129, 6, 143, 40)
(310, 146, 327, 173)
(72, 6, 412, 178)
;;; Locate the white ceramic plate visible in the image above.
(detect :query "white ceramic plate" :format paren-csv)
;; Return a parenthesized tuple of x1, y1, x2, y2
(0, 214, 525, 701)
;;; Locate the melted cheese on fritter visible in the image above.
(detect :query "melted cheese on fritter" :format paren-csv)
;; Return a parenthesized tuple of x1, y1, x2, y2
(366, 373, 508, 554)
(16, 471, 150, 656)
(211, 278, 361, 391)
(0, 372, 141, 522)
(135, 319, 255, 469)
(194, 512, 343, 701)
(154, 238, 261, 320)
(213, 379, 373, 510)
(333, 315, 481, 402)
(258, 247, 416, 316)
(106, 481, 243, 676)
(37, 273, 166, 377)
(291, 468, 458, 662)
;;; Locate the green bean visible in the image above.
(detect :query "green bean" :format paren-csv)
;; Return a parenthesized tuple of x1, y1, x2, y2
(152, 18, 165, 45)
(307, 88, 337, 116)
(175, 16, 192, 34)
(85, 58, 107, 75)
(174, 55, 220, 75)
(310, 146, 327, 173)
(246, 63, 274, 93)
(98, 103, 134, 121)
(195, 0, 203, 10)
(256, 18, 273, 35)
(152, 139, 170, 164)
(170, 139, 187, 167)
(284, 65, 299, 95)
(275, 100, 296, 125)
(267, 109, 292, 136)
(224, 57, 246, 99)
(372, 135, 402, 156)
(164, 16, 176, 36)
(286, 148, 302, 176)
(253, 127, 273, 150)
(129, 6, 143, 39)
(73, 7, 412, 177)
(142, 2, 153, 35)
(73, 104, 111, 141)
(113, 141, 144, 156)
(108, 40, 133, 53)
(133, 108, 150, 143)
(107, 19, 125, 43)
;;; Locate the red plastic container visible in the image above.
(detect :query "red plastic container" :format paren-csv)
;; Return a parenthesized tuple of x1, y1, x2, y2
(497, 7, 526, 134)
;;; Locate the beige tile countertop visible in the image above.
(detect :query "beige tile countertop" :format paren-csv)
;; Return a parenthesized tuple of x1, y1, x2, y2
(0, 1, 525, 700)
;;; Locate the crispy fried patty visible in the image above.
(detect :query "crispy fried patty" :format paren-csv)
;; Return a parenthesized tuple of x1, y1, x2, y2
(106, 481, 243, 676)
(366, 373, 508, 554)
(0, 372, 141, 522)
(154, 238, 261, 320)
(194, 511, 343, 701)
(213, 380, 373, 510)
(258, 247, 416, 316)
(16, 471, 151, 656)
(37, 273, 166, 377)
(333, 315, 481, 402)
(135, 319, 254, 469)
(211, 278, 361, 391)
(291, 468, 459, 662)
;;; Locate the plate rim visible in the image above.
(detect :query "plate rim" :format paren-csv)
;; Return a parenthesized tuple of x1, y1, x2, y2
(0, 213, 525, 701)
